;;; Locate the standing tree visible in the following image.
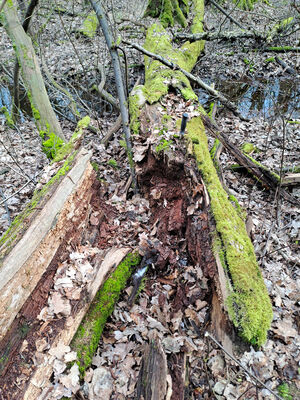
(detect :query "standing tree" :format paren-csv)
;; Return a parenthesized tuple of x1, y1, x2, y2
(0, 0, 66, 157)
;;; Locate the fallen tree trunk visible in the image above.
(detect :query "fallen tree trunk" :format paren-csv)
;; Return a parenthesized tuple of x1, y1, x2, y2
(129, 3, 272, 349)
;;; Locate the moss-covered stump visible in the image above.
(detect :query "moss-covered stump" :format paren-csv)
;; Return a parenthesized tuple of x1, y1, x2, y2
(186, 116, 273, 346)
(71, 252, 141, 374)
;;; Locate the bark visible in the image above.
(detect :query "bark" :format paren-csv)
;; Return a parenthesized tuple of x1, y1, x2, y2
(136, 334, 169, 400)
(12, 0, 39, 120)
(2, 0, 65, 141)
(89, 0, 137, 190)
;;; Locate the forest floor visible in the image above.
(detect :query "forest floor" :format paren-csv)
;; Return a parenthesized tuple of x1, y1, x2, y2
(0, 0, 299, 399)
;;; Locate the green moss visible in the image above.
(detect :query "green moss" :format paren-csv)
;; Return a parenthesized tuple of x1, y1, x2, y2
(71, 252, 141, 374)
(277, 383, 293, 400)
(129, 85, 146, 134)
(186, 116, 273, 346)
(234, 0, 256, 10)
(161, 0, 174, 27)
(108, 159, 118, 168)
(91, 162, 99, 172)
(143, 23, 201, 103)
(53, 116, 90, 162)
(264, 57, 275, 63)
(242, 142, 256, 154)
(172, 0, 187, 27)
(245, 153, 280, 182)
(0, 151, 78, 254)
(26, 91, 41, 121)
(79, 12, 98, 38)
(0, 106, 14, 128)
(42, 132, 64, 159)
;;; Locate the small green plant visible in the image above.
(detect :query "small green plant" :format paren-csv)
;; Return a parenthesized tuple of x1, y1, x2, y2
(243, 58, 256, 73)
(108, 159, 118, 168)
(277, 383, 292, 400)
(91, 162, 99, 172)
(119, 139, 127, 149)
(155, 138, 173, 153)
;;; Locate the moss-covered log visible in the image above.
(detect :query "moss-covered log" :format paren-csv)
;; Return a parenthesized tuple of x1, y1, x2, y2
(71, 252, 141, 374)
(186, 116, 272, 345)
(130, 0, 272, 346)
(1, 0, 66, 155)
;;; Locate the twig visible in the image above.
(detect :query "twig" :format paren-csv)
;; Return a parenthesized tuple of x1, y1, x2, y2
(101, 115, 122, 146)
(208, 0, 246, 30)
(0, 175, 39, 207)
(205, 332, 284, 400)
(2, 161, 33, 182)
(274, 56, 296, 75)
(122, 39, 247, 121)
(174, 30, 263, 42)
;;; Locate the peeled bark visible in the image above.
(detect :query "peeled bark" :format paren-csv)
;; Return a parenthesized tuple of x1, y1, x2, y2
(1, 0, 65, 141)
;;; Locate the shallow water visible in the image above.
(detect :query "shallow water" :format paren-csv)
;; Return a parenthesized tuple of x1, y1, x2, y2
(197, 77, 300, 120)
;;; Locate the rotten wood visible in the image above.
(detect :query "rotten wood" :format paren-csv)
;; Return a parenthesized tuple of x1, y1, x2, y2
(0, 148, 93, 341)
(281, 173, 300, 186)
(136, 334, 169, 400)
(200, 114, 300, 206)
(23, 247, 130, 399)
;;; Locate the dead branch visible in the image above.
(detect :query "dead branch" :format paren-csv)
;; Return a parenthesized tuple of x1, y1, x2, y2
(205, 332, 284, 400)
(174, 30, 263, 42)
(274, 56, 296, 74)
(200, 114, 300, 206)
(123, 39, 248, 121)
(208, 0, 246, 30)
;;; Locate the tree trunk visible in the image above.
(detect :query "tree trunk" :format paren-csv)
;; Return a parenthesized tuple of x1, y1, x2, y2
(1, 0, 66, 144)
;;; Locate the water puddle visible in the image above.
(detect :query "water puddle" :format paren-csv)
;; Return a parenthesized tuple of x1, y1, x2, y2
(197, 77, 300, 120)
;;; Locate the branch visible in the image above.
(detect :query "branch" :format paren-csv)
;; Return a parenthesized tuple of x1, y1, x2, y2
(0, 0, 7, 14)
(123, 39, 248, 121)
(208, 0, 246, 30)
(174, 30, 264, 42)
(200, 114, 300, 207)
(90, 0, 137, 190)
(205, 332, 284, 400)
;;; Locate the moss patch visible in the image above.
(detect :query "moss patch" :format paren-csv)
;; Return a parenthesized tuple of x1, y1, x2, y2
(186, 116, 273, 346)
(71, 252, 141, 374)
(53, 116, 90, 163)
(143, 22, 202, 103)
(79, 11, 98, 38)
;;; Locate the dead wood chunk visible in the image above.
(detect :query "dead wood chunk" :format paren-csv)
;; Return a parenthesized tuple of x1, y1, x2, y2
(0, 149, 94, 341)
(136, 336, 168, 400)
(210, 288, 234, 354)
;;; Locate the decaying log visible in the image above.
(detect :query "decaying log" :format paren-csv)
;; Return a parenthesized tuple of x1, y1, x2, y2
(23, 247, 131, 400)
(136, 334, 170, 400)
(0, 148, 93, 341)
